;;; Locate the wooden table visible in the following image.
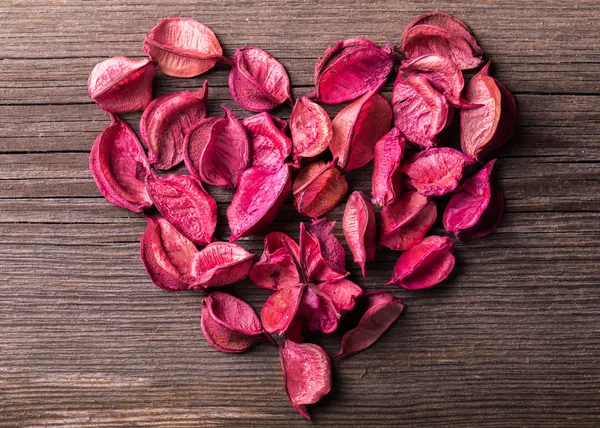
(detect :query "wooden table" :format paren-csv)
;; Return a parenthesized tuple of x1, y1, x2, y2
(1, 1, 599, 426)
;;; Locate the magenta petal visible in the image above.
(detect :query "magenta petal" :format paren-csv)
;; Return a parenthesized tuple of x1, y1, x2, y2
(303, 219, 348, 282)
(387, 236, 455, 290)
(228, 164, 291, 241)
(371, 128, 405, 207)
(242, 113, 292, 168)
(88, 57, 155, 113)
(316, 279, 363, 312)
(261, 285, 304, 334)
(292, 160, 348, 218)
(342, 191, 377, 277)
(192, 242, 255, 288)
(89, 115, 152, 213)
(298, 286, 340, 334)
(250, 249, 301, 291)
(140, 216, 197, 291)
(280, 340, 332, 420)
(336, 291, 404, 358)
(290, 97, 332, 164)
(229, 46, 292, 112)
(146, 172, 217, 246)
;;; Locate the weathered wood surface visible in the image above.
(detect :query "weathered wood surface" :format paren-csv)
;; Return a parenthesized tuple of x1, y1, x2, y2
(1, 0, 599, 426)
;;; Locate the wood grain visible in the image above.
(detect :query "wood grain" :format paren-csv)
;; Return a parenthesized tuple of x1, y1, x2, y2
(1, 0, 599, 426)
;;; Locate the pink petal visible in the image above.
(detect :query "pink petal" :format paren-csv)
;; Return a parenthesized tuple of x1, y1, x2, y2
(292, 160, 348, 218)
(303, 219, 348, 282)
(261, 285, 304, 334)
(146, 172, 217, 246)
(201, 308, 255, 353)
(242, 113, 292, 168)
(250, 249, 302, 291)
(297, 286, 340, 334)
(342, 191, 377, 276)
(89, 115, 152, 213)
(289, 97, 332, 164)
(316, 279, 363, 312)
(192, 242, 255, 288)
(371, 128, 405, 207)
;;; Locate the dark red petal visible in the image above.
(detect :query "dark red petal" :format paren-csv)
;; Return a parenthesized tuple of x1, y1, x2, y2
(342, 191, 376, 277)
(140, 82, 208, 170)
(330, 91, 393, 172)
(371, 128, 405, 207)
(379, 191, 437, 251)
(290, 97, 332, 164)
(335, 291, 404, 358)
(143, 18, 223, 78)
(89, 115, 152, 213)
(242, 113, 292, 168)
(292, 160, 348, 218)
(140, 216, 197, 291)
(228, 164, 291, 241)
(88, 57, 155, 113)
(298, 286, 340, 334)
(387, 235, 455, 290)
(261, 285, 304, 334)
(192, 242, 255, 288)
(309, 38, 395, 104)
(280, 340, 332, 420)
(316, 279, 363, 312)
(444, 159, 504, 240)
(146, 172, 217, 246)
(392, 74, 450, 149)
(229, 46, 292, 112)
(304, 219, 348, 281)
(402, 147, 471, 197)
(461, 62, 517, 161)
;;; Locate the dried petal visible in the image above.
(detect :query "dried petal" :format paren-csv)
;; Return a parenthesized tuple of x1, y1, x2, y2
(308, 38, 395, 104)
(140, 216, 197, 291)
(229, 46, 292, 112)
(261, 285, 304, 334)
(371, 128, 405, 207)
(89, 115, 152, 212)
(304, 219, 348, 282)
(380, 191, 437, 251)
(280, 340, 332, 420)
(316, 279, 363, 312)
(335, 291, 404, 358)
(88, 57, 155, 113)
(402, 147, 471, 196)
(289, 97, 332, 164)
(292, 160, 348, 218)
(444, 159, 504, 240)
(330, 91, 393, 172)
(296, 286, 340, 334)
(228, 164, 291, 241)
(242, 113, 292, 168)
(392, 74, 450, 149)
(461, 62, 518, 161)
(387, 235, 455, 290)
(250, 232, 301, 290)
(342, 191, 376, 276)
(140, 82, 208, 170)
(184, 106, 250, 188)
(201, 292, 269, 353)
(146, 172, 217, 246)
(143, 18, 223, 78)
(192, 242, 255, 288)
(401, 11, 482, 70)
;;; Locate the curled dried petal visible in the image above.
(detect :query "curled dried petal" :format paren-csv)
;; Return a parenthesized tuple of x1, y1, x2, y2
(342, 191, 376, 277)
(304, 219, 348, 282)
(140, 82, 208, 170)
(401, 11, 482, 70)
(228, 164, 291, 241)
(292, 160, 348, 218)
(335, 291, 404, 358)
(461, 62, 518, 161)
(89, 115, 152, 212)
(296, 286, 340, 334)
(88, 57, 155, 113)
(242, 113, 292, 168)
(400, 54, 473, 107)
(229, 46, 292, 112)
(387, 235, 455, 290)
(316, 279, 363, 312)
(444, 159, 504, 240)
(280, 340, 332, 420)
(290, 97, 332, 164)
(261, 285, 304, 334)
(309, 38, 395, 104)
(143, 18, 223, 78)
(380, 191, 437, 251)
(330, 91, 393, 172)
(392, 74, 450, 149)
(184, 106, 250, 188)
(371, 128, 405, 207)
(250, 232, 301, 290)
(402, 147, 471, 197)
(192, 242, 255, 288)
(146, 172, 217, 246)
(140, 216, 197, 291)
(201, 292, 270, 353)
